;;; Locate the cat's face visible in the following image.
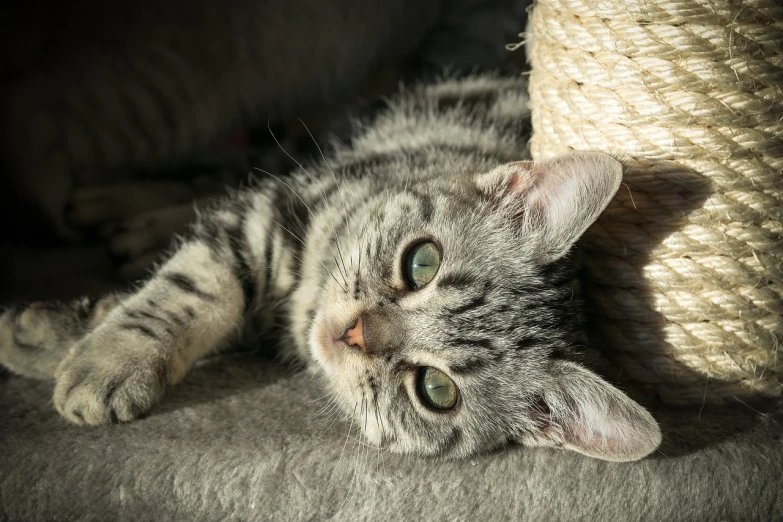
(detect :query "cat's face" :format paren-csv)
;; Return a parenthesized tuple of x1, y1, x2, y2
(309, 152, 662, 462)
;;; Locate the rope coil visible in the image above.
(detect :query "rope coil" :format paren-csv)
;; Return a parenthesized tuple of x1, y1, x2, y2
(526, 0, 783, 405)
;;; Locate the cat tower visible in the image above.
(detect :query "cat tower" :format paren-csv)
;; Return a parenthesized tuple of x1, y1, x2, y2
(524, 0, 782, 406)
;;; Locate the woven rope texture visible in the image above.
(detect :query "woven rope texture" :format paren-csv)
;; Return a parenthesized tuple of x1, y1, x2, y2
(526, 0, 782, 405)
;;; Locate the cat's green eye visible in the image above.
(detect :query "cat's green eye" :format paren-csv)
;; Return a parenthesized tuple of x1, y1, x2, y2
(417, 367, 458, 411)
(405, 241, 441, 289)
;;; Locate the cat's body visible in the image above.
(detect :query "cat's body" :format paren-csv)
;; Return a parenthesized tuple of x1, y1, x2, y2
(0, 0, 528, 239)
(0, 75, 661, 461)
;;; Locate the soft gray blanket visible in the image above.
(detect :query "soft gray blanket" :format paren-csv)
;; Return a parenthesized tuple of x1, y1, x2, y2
(2, 353, 781, 521)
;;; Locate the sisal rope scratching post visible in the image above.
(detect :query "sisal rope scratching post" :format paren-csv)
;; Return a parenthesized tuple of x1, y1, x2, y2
(525, 0, 782, 406)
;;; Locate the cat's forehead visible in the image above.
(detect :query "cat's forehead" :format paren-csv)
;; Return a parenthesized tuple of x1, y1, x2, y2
(363, 180, 535, 274)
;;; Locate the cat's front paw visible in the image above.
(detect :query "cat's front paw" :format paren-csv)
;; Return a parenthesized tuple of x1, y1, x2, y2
(0, 303, 74, 380)
(53, 329, 168, 425)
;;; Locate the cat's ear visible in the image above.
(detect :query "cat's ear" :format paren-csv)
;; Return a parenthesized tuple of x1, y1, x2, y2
(519, 361, 661, 462)
(476, 152, 622, 264)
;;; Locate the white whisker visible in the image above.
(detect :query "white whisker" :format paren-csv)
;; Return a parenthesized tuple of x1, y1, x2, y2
(298, 118, 353, 270)
(267, 120, 351, 280)
(253, 167, 349, 289)
(268, 218, 347, 293)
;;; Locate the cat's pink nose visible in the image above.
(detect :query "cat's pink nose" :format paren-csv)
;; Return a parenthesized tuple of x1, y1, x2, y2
(341, 315, 366, 353)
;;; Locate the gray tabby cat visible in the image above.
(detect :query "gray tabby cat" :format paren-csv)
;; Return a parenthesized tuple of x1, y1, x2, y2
(0, 75, 661, 462)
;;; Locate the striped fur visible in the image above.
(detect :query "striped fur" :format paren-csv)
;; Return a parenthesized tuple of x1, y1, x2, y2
(0, 75, 661, 462)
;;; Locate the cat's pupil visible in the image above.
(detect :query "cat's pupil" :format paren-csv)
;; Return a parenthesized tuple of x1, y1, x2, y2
(405, 241, 441, 289)
(417, 367, 458, 411)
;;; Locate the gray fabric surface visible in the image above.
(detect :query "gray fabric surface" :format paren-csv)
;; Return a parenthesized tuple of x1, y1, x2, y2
(1, 353, 781, 521)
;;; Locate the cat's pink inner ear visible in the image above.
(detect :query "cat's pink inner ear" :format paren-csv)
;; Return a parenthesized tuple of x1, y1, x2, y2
(537, 361, 662, 462)
(561, 404, 644, 459)
(485, 152, 623, 264)
(476, 160, 534, 201)
(505, 163, 564, 222)
(505, 161, 535, 193)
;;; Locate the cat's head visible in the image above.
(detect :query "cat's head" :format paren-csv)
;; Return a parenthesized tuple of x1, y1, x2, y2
(309, 151, 661, 462)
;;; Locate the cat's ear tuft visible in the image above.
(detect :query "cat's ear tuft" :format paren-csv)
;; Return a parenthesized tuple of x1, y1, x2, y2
(519, 361, 661, 462)
(476, 152, 623, 264)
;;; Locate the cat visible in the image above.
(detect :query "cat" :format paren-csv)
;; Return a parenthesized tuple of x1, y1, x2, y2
(0, 0, 529, 240)
(0, 74, 662, 462)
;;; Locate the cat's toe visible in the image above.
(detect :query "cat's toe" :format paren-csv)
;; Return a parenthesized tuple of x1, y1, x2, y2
(13, 303, 66, 350)
(0, 304, 80, 379)
(53, 339, 167, 425)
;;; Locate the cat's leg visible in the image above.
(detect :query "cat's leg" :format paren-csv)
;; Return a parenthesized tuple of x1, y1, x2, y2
(0, 293, 127, 380)
(50, 214, 255, 425)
